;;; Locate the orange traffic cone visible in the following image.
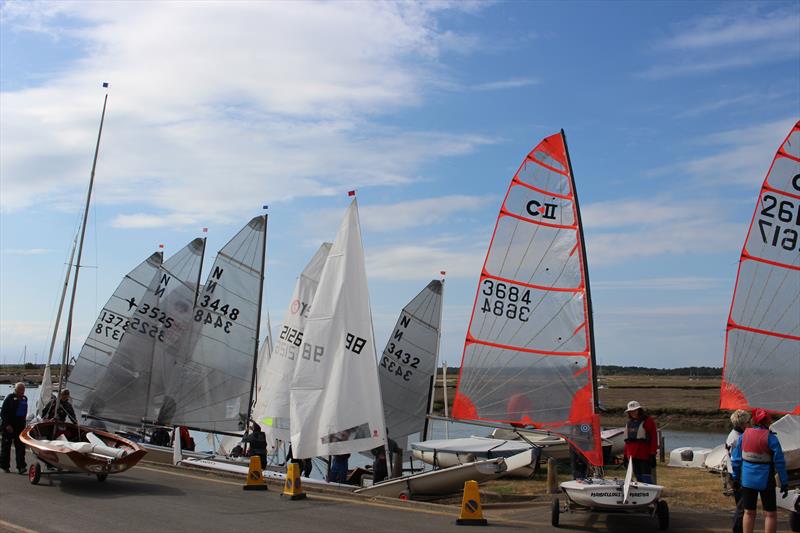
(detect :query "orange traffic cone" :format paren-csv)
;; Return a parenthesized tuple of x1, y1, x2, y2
(281, 462, 307, 500)
(243, 456, 268, 491)
(456, 480, 487, 526)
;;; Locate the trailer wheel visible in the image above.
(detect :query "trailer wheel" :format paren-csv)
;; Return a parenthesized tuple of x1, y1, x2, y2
(97, 473, 108, 482)
(28, 463, 41, 485)
(788, 510, 799, 532)
(551, 498, 560, 527)
(656, 500, 669, 530)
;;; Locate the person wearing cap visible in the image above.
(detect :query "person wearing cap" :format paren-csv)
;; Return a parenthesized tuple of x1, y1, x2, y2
(731, 409, 789, 533)
(726, 409, 751, 533)
(623, 400, 658, 484)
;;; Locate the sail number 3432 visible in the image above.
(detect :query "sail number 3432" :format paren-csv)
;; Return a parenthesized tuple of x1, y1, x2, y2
(480, 279, 531, 321)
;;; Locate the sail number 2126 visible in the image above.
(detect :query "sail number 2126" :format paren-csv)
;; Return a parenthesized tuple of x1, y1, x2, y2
(480, 279, 531, 322)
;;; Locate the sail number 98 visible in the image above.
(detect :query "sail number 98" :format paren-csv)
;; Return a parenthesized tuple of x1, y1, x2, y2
(758, 194, 799, 251)
(481, 279, 531, 322)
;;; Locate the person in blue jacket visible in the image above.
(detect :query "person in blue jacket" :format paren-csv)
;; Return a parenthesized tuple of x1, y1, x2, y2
(731, 408, 789, 533)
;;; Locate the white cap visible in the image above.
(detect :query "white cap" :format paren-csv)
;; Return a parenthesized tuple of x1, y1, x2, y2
(625, 400, 642, 412)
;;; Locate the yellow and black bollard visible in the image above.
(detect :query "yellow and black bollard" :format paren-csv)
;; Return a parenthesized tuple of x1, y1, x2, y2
(456, 480, 487, 526)
(243, 456, 268, 491)
(282, 462, 307, 500)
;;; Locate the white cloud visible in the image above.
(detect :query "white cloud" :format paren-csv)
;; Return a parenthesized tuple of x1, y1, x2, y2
(2, 248, 52, 255)
(470, 78, 539, 91)
(582, 195, 742, 266)
(366, 243, 485, 281)
(637, 6, 800, 79)
(645, 119, 796, 187)
(593, 277, 725, 291)
(0, 1, 490, 217)
(662, 7, 799, 50)
(305, 194, 494, 237)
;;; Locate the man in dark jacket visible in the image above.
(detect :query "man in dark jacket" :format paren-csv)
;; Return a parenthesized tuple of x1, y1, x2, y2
(1, 382, 29, 474)
(241, 422, 267, 468)
(41, 389, 77, 423)
(371, 433, 400, 483)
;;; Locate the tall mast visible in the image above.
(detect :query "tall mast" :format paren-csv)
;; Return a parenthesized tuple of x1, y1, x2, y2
(560, 129, 598, 411)
(57, 84, 109, 405)
(245, 213, 268, 430)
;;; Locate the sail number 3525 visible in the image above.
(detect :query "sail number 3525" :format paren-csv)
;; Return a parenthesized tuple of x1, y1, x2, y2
(758, 194, 799, 251)
(480, 279, 531, 321)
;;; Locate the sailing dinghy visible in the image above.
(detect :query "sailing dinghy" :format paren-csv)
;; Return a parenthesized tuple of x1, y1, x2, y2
(379, 279, 444, 455)
(719, 120, 800, 524)
(258, 243, 332, 449)
(289, 198, 387, 461)
(22, 84, 149, 483)
(446, 130, 666, 528)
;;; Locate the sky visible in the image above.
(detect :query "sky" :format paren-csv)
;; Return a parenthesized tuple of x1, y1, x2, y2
(0, 0, 798, 369)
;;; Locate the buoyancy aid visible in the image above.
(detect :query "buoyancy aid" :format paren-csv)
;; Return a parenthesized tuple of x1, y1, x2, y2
(626, 417, 648, 441)
(741, 427, 772, 464)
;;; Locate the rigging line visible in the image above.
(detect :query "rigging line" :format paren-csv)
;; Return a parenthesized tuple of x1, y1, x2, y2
(470, 353, 571, 406)
(467, 229, 565, 393)
(734, 323, 800, 394)
(466, 293, 584, 402)
(740, 270, 798, 370)
(737, 256, 790, 370)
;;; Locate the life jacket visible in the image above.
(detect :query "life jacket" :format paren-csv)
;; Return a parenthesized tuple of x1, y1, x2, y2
(741, 427, 772, 464)
(626, 417, 648, 441)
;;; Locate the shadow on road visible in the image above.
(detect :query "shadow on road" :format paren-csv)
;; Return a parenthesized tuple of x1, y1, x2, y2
(46, 476, 186, 499)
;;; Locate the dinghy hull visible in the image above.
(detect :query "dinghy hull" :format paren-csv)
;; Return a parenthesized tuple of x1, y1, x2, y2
(560, 478, 663, 510)
(20, 421, 146, 475)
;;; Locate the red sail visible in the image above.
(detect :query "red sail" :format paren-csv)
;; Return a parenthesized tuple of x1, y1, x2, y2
(720, 121, 800, 415)
(451, 132, 602, 466)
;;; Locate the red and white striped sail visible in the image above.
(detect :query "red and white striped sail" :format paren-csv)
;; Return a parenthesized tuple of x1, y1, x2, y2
(721, 121, 800, 415)
(452, 131, 602, 465)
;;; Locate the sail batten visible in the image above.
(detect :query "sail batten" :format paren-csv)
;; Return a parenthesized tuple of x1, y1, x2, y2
(721, 120, 800, 415)
(452, 131, 602, 465)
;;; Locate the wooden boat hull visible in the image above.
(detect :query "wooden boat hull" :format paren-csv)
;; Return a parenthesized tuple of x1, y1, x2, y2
(20, 421, 146, 475)
(560, 478, 663, 510)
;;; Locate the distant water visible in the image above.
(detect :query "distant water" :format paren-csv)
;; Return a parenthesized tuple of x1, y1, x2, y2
(2, 384, 725, 457)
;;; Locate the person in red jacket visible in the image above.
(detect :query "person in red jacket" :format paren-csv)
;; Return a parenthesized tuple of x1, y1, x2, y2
(623, 400, 658, 484)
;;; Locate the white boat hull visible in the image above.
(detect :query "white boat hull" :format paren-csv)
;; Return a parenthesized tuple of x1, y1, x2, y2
(180, 457, 353, 489)
(411, 436, 534, 469)
(668, 447, 712, 469)
(358, 449, 534, 498)
(600, 427, 626, 457)
(561, 478, 663, 510)
(703, 443, 728, 473)
(140, 442, 214, 465)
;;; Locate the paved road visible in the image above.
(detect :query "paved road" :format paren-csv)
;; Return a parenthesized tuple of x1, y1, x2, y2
(0, 454, 784, 533)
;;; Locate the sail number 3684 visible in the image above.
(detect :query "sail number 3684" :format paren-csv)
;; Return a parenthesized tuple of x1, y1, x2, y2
(480, 279, 531, 321)
(758, 194, 799, 251)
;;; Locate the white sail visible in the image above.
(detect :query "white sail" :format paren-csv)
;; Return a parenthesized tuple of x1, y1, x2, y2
(171, 216, 267, 433)
(67, 251, 163, 417)
(379, 279, 443, 451)
(256, 243, 331, 445)
(84, 239, 205, 425)
(289, 199, 387, 458)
